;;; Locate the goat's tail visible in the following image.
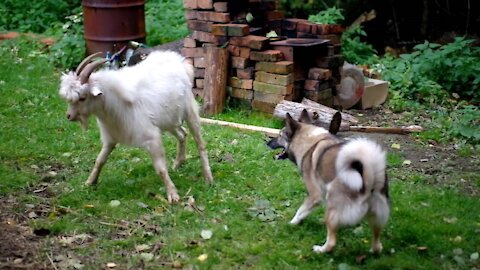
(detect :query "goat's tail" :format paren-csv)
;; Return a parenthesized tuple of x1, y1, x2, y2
(183, 59, 195, 85)
(335, 138, 386, 193)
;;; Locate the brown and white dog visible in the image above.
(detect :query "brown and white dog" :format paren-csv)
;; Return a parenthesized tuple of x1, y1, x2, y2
(267, 109, 390, 253)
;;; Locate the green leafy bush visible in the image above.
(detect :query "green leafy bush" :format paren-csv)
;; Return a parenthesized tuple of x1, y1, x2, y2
(341, 26, 377, 65)
(145, 0, 188, 45)
(308, 7, 344, 24)
(381, 38, 480, 105)
(46, 10, 85, 69)
(0, 0, 80, 33)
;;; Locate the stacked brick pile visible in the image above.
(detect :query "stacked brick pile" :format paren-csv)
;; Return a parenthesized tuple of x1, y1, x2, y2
(182, 0, 345, 113)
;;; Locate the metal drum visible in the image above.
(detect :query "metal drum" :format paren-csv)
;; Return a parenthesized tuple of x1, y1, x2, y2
(82, 0, 146, 55)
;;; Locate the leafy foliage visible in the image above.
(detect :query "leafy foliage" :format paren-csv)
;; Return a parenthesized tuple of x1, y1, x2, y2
(145, 0, 189, 45)
(341, 26, 378, 65)
(46, 10, 85, 69)
(308, 7, 344, 24)
(0, 0, 80, 33)
(382, 38, 480, 104)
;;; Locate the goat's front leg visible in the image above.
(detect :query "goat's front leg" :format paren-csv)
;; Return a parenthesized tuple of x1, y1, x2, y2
(145, 138, 180, 203)
(85, 143, 116, 186)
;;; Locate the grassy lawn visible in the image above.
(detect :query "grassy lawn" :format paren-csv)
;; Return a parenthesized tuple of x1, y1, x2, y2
(1, 39, 479, 270)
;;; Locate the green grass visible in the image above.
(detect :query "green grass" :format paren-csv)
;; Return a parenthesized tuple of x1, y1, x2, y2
(1, 39, 479, 270)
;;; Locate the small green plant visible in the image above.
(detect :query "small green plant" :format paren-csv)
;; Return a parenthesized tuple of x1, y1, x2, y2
(308, 7, 344, 25)
(145, 0, 188, 45)
(47, 10, 85, 69)
(341, 26, 378, 65)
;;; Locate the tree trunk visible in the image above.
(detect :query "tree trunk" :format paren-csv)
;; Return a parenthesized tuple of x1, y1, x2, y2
(202, 47, 229, 116)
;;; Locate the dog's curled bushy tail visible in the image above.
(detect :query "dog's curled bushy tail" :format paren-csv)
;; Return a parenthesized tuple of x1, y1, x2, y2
(335, 138, 386, 192)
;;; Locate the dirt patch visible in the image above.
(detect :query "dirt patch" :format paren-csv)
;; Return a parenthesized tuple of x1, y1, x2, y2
(0, 196, 51, 270)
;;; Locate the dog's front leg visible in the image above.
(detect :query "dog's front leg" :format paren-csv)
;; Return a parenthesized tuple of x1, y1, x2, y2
(313, 221, 337, 253)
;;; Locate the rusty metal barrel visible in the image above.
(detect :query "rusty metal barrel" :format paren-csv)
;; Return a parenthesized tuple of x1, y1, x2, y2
(82, 0, 146, 55)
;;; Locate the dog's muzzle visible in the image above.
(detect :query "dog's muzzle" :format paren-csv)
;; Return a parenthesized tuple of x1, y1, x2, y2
(266, 138, 289, 160)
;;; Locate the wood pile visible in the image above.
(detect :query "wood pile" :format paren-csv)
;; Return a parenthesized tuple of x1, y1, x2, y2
(182, 0, 345, 114)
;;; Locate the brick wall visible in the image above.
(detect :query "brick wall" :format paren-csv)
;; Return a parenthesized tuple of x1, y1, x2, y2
(182, 0, 344, 113)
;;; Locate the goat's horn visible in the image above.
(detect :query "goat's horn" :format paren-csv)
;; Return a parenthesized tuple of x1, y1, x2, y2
(79, 59, 108, 84)
(75, 52, 103, 75)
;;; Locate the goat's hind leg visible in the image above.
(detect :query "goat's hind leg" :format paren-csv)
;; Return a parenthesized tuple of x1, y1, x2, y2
(185, 112, 213, 183)
(171, 126, 187, 169)
(85, 143, 116, 186)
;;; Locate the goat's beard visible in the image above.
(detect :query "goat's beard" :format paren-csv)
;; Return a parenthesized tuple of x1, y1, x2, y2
(78, 115, 89, 131)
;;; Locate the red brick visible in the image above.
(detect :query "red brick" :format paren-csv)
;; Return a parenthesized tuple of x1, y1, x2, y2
(182, 47, 205, 57)
(191, 30, 228, 45)
(227, 45, 240, 56)
(187, 20, 212, 32)
(282, 18, 304, 30)
(183, 37, 197, 48)
(227, 24, 249, 36)
(231, 56, 250, 69)
(236, 67, 254, 79)
(312, 24, 328, 35)
(255, 71, 293, 86)
(228, 87, 254, 99)
(195, 78, 204, 88)
(253, 91, 285, 103)
(253, 81, 293, 95)
(194, 57, 206, 68)
(316, 34, 341, 45)
(266, 10, 285, 20)
(252, 100, 276, 114)
(297, 21, 314, 33)
(211, 24, 228, 36)
(196, 11, 230, 23)
(229, 35, 269, 50)
(197, 0, 213, 9)
(250, 50, 283, 62)
(194, 68, 205, 78)
(308, 68, 332, 80)
(255, 61, 293, 74)
(192, 88, 203, 98)
(213, 2, 228, 12)
(239, 47, 251, 58)
(183, 0, 197, 9)
(228, 77, 253, 89)
(185, 10, 197, 20)
(304, 79, 333, 91)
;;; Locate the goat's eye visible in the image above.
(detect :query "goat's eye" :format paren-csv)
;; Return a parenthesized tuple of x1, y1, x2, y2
(79, 97, 86, 102)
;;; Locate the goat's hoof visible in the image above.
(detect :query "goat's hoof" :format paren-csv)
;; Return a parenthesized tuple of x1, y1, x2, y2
(84, 180, 96, 186)
(313, 244, 333, 253)
(167, 192, 180, 204)
(370, 243, 383, 254)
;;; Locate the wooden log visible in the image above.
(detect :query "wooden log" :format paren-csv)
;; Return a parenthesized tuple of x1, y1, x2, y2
(301, 98, 359, 124)
(273, 99, 357, 130)
(202, 47, 229, 116)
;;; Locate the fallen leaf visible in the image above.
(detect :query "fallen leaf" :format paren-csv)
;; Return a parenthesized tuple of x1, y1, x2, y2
(201, 229, 213, 240)
(443, 216, 458, 224)
(453, 248, 463, 255)
(391, 143, 401, 149)
(138, 252, 154, 262)
(106, 262, 117, 268)
(417, 246, 428, 251)
(402, 160, 412, 166)
(84, 204, 95, 208)
(135, 244, 151, 252)
(338, 262, 350, 270)
(109, 200, 121, 207)
(197, 254, 208, 262)
(137, 202, 149, 208)
(470, 252, 479, 261)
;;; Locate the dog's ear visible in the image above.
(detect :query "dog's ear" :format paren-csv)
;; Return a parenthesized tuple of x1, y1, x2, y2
(285, 113, 300, 138)
(298, 109, 313, 124)
(329, 111, 342, 135)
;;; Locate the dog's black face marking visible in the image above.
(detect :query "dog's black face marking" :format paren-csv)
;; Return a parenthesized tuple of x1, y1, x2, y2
(266, 137, 289, 160)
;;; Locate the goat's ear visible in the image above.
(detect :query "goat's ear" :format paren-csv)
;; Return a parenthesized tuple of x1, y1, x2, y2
(90, 86, 103, 96)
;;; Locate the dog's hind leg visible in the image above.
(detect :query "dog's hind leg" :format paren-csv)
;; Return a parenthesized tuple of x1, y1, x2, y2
(367, 199, 390, 253)
(313, 213, 338, 253)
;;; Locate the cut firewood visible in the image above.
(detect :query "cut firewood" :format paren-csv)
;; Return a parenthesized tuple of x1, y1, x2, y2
(202, 46, 229, 116)
(273, 99, 357, 131)
(200, 118, 280, 137)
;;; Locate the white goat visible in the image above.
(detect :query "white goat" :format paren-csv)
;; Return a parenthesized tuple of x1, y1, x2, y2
(59, 51, 213, 203)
